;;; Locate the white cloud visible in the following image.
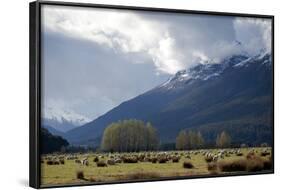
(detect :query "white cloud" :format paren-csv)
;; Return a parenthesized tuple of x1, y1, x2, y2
(148, 34, 185, 74)
(233, 17, 272, 55)
(42, 5, 171, 71)
(42, 5, 272, 76)
(41, 5, 272, 119)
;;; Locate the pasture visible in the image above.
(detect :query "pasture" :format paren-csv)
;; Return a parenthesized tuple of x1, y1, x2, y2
(41, 147, 272, 186)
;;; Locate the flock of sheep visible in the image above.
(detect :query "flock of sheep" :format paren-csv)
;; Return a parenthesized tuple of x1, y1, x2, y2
(42, 147, 271, 172)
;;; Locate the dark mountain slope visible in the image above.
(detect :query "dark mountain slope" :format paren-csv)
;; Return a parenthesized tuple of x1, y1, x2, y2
(65, 53, 273, 146)
(42, 125, 65, 137)
(40, 128, 69, 154)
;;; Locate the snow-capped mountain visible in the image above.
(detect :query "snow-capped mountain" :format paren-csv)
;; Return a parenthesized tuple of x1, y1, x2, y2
(42, 107, 91, 132)
(65, 52, 273, 146)
(160, 52, 271, 90)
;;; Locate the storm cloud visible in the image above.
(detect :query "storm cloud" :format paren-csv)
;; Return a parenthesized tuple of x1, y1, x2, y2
(41, 5, 272, 120)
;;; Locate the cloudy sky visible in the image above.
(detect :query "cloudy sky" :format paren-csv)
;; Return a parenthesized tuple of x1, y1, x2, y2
(41, 5, 272, 122)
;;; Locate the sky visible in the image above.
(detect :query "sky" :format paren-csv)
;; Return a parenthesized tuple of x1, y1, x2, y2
(41, 4, 272, 122)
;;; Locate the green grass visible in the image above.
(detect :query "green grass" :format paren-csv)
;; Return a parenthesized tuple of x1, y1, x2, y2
(41, 147, 272, 186)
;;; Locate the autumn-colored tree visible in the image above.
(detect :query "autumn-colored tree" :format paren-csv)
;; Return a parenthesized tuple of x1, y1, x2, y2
(216, 131, 231, 148)
(176, 130, 205, 150)
(101, 119, 159, 152)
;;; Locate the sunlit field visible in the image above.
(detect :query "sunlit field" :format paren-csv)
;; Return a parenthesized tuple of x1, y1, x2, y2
(41, 147, 272, 186)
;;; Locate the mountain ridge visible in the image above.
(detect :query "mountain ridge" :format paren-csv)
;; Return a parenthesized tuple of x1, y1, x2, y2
(64, 52, 273, 146)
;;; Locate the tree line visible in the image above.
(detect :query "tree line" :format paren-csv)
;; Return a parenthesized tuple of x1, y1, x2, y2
(176, 129, 231, 150)
(101, 119, 233, 152)
(42, 118, 268, 154)
(101, 119, 159, 152)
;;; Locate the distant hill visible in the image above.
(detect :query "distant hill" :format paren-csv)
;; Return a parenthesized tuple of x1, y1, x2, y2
(40, 128, 69, 154)
(42, 107, 90, 132)
(42, 125, 65, 137)
(65, 52, 273, 146)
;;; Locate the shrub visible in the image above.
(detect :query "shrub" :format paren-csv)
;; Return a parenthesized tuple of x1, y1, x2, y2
(118, 172, 160, 180)
(218, 159, 247, 172)
(246, 152, 256, 160)
(263, 158, 272, 170)
(96, 161, 107, 167)
(183, 161, 194, 169)
(246, 157, 264, 172)
(207, 162, 218, 174)
(76, 170, 84, 180)
(89, 177, 97, 182)
(218, 155, 272, 173)
(59, 160, 65, 164)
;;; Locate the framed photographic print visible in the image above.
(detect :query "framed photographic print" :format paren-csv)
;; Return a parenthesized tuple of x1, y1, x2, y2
(29, 0, 274, 188)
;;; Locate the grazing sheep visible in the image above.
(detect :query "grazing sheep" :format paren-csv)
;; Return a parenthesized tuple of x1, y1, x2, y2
(158, 157, 167, 164)
(260, 149, 270, 157)
(212, 155, 218, 162)
(205, 156, 213, 163)
(114, 158, 122, 164)
(172, 156, 180, 163)
(151, 157, 157, 163)
(80, 158, 89, 166)
(93, 157, 99, 162)
(185, 155, 191, 159)
(46, 160, 54, 165)
(123, 157, 138, 163)
(96, 161, 107, 167)
(144, 157, 150, 162)
(107, 159, 115, 165)
(53, 160, 60, 165)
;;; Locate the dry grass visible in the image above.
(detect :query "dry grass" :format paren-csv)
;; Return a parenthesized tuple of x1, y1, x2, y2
(41, 147, 272, 186)
(218, 159, 247, 172)
(219, 154, 272, 172)
(263, 158, 272, 170)
(207, 162, 218, 174)
(117, 172, 160, 180)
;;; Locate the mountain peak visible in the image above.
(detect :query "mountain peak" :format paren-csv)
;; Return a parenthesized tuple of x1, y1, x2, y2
(159, 52, 272, 90)
(43, 107, 91, 132)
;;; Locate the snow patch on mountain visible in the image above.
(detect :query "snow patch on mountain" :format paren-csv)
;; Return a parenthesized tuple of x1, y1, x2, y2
(42, 107, 91, 132)
(160, 52, 271, 90)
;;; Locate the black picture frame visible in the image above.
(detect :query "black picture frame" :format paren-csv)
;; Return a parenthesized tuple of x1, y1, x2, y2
(29, 0, 274, 188)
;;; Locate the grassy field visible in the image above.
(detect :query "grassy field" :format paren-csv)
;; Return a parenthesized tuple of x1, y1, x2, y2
(41, 147, 272, 186)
